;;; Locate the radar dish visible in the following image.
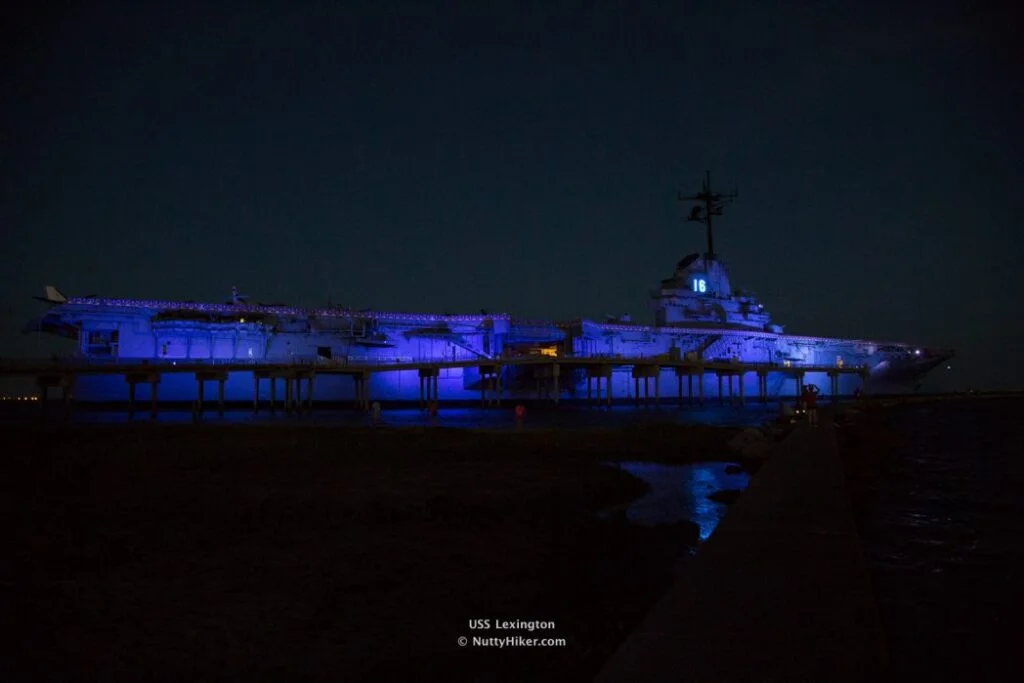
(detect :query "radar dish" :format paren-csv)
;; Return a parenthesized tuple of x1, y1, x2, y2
(676, 253, 700, 270)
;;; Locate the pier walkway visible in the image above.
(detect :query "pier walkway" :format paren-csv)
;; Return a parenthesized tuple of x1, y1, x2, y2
(0, 356, 867, 417)
(595, 408, 887, 682)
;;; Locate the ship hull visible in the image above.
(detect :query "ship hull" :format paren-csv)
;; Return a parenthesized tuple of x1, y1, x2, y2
(28, 298, 953, 403)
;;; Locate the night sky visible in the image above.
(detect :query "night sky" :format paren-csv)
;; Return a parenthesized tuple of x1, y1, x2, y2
(2, 1, 1020, 391)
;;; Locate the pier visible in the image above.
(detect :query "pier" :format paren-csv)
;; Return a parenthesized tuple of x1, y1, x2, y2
(595, 409, 888, 681)
(0, 356, 870, 419)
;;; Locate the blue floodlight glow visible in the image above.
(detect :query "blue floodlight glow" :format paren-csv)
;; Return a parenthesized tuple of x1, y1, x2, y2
(32, 249, 954, 403)
(611, 462, 751, 541)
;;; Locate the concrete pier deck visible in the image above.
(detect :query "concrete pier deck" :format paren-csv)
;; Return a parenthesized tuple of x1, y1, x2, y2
(595, 410, 887, 682)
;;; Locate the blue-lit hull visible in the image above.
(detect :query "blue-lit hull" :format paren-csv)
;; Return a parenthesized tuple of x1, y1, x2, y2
(27, 249, 953, 403)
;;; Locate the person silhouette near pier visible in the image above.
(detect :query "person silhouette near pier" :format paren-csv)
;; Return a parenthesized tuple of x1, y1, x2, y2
(514, 403, 526, 429)
(802, 384, 820, 426)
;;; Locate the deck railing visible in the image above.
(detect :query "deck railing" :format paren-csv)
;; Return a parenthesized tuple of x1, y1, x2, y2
(0, 355, 872, 375)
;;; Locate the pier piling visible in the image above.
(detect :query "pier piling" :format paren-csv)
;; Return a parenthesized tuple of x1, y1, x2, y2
(128, 380, 137, 420)
(586, 365, 613, 407)
(757, 369, 769, 403)
(352, 371, 373, 411)
(125, 372, 161, 420)
(828, 370, 840, 402)
(417, 368, 439, 411)
(62, 382, 73, 420)
(195, 379, 205, 419)
(4, 358, 883, 417)
(150, 380, 158, 419)
(191, 371, 228, 420)
(477, 366, 501, 407)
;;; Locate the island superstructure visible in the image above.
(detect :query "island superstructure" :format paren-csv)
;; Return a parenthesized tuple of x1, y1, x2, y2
(25, 174, 954, 403)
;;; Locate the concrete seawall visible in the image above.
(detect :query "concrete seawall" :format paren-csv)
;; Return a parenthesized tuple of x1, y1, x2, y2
(596, 410, 887, 682)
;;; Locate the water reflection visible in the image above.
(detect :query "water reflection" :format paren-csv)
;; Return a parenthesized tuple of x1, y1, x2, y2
(611, 461, 751, 541)
(850, 398, 1024, 679)
(2, 403, 774, 429)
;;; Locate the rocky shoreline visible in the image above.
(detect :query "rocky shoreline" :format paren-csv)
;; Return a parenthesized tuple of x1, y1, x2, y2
(3, 421, 744, 682)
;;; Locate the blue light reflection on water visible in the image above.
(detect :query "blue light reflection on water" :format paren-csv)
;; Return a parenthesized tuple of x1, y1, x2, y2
(0, 403, 774, 429)
(611, 461, 751, 541)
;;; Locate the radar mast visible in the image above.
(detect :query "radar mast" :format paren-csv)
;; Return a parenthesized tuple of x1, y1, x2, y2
(679, 171, 738, 266)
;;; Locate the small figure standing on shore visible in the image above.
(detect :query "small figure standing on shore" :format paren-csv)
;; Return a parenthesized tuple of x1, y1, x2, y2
(514, 403, 526, 429)
(802, 384, 820, 426)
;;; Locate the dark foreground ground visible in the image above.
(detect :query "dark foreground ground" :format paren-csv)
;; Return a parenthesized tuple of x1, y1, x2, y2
(0, 422, 740, 682)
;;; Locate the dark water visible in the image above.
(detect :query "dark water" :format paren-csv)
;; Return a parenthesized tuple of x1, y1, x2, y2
(609, 461, 751, 542)
(848, 398, 1024, 681)
(0, 401, 776, 429)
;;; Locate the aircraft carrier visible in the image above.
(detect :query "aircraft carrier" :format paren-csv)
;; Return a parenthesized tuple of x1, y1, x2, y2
(25, 174, 954, 404)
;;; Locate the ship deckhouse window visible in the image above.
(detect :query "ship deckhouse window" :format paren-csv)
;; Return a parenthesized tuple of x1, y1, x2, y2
(691, 277, 707, 294)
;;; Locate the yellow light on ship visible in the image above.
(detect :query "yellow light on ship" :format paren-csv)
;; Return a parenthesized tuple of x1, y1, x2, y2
(240, 318, 246, 323)
(539, 347, 558, 358)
